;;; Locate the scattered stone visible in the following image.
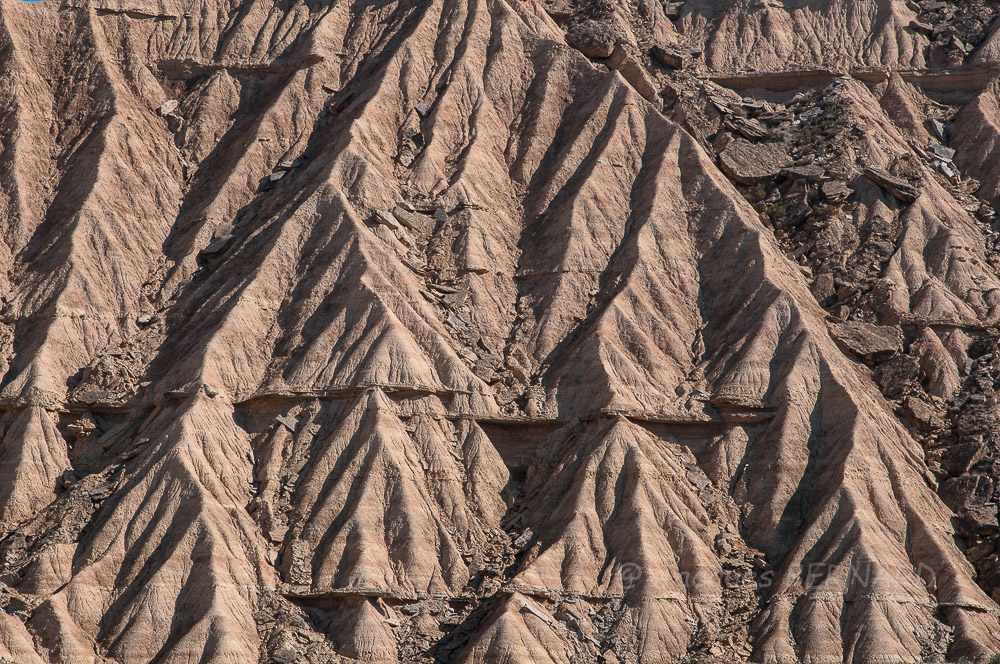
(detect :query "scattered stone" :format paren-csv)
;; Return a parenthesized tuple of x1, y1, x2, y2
(708, 93, 738, 115)
(910, 20, 934, 35)
(939, 474, 993, 511)
(275, 158, 304, 171)
(392, 206, 435, 234)
(926, 118, 948, 142)
(957, 504, 999, 536)
(811, 272, 836, 303)
(267, 171, 286, 183)
(520, 602, 553, 624)
(567, 19, 616, 58)
(662, 1, 684, 19)
(782, 164, 824, 180)
(904, 395, 944, 430)
(936, 160, 959, 180)
(433, 208, 448, 224)
(863, 165, 920, 203)
(272, 647, 299, 664)
(429, 283, 458, 294)
(373, 210, 402, 230)
(938, 442, 987, 475)
(137, 314, 155, 325)
(718, 139, 792, 185)
(402, 257, 426, 274)
(651, 44, 691, 70)
(874, 354, 919, 398)
(276, 415, 297, 432)
(821, 180, 852, 202)
(929, 143, 956, 160)
(202, 234, 234, 257)
(415, 102, 431, 118)
(798, 106, 823, 122)
(513, 528, 533, 548)
(727, 116, 769, 141)
(829, 321, 903, 359)
(158, 99, 179, 116)
(783, 186, 813, 226)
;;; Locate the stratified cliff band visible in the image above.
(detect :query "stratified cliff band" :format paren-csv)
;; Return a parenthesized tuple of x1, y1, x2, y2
(2, 0, 1000, 662)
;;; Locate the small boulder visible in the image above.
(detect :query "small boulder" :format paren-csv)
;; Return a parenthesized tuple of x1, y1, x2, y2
(929, 143, 956, 160)
(392, 206, 435, 234)
(873, 354, 919, 398)
(957, 504, 999, 537)
(567, 20, 616, 58)
(863, 165, 920, 203)
(829, 321, 902, 359)
(718, 139, 792, 185)
(926, 118, 947, 142)
(651, 44, 691, 70)
(727, 116, 769, 141)
(904, 395, 944, 430)
(811, 272, 836, 303)
(158, 99, 179, 116)
(939, 474, 993, 511)
(275, 158, 305, 171)
(938, 442, 988, 475)
(373, 210, 402, 230)
(782, 164, 824, 180)
(201, 234, 234, 257)
(662, 1, 684, 19)
(821, 180, 852, 203)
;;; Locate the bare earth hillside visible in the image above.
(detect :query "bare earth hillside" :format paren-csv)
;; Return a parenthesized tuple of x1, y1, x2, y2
(2, 0, 1000, 662)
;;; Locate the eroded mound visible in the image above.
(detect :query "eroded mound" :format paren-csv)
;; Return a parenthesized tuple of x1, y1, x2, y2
(1, 0, 1000, 662)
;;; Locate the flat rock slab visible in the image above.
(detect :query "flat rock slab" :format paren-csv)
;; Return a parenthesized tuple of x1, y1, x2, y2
(863, 165, 920, 203)
(782, 164, 824, 180)
(821, 180, 852, 202)
(719, 139, 792, 185)
(651, 44, 691, 70)
(830, 321, 903, 359)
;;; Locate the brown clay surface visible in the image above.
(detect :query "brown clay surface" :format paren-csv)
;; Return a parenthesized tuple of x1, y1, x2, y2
(2, 0, 1000, 662)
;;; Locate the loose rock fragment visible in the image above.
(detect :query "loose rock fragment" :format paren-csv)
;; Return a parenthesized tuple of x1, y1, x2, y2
(373, 210, 402, 230)
(782, 164, 824, 180)
(863, 165, 920, 203)
(202, 234, 234, 257)
(718, 139, 792, 185)
(727, 116, 769, 141)
(829, 321, 903, 359)
(651, 44, 691, 70)
(821, 180, 852, 202)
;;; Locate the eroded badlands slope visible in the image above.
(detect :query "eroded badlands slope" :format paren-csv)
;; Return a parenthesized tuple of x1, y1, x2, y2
(1, 0, 1000, 662)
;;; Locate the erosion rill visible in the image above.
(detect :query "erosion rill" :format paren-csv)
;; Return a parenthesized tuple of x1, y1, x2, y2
(3, 0, 1000, 662)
